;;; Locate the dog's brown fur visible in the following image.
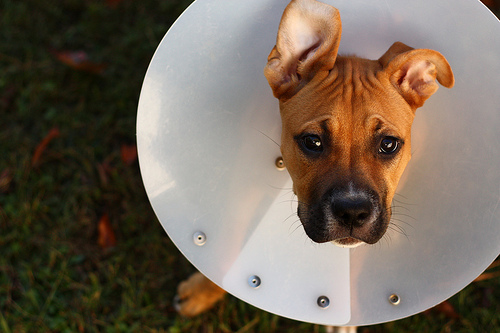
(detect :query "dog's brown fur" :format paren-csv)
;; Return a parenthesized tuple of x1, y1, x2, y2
(175, 272, 225, 317)
(175, 0, 454, 316)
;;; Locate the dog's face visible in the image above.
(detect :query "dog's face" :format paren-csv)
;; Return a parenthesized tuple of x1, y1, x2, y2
(265, 0, 454, 247)
(278, 58, 415, 246)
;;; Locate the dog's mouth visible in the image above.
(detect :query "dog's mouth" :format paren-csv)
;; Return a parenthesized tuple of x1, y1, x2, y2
(332, 237, 365, 248)
(297, 186, 390, 246)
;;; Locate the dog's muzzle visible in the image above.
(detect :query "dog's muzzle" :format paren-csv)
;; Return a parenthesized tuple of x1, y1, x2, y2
(298, 185, 388, 246)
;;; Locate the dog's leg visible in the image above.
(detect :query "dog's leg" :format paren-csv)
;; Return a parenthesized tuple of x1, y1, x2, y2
(174, 272, 226, 317)
(325, 326, 357, 333)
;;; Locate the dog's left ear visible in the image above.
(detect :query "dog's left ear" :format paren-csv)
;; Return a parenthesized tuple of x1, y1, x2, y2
(379, 42, 455, 109)
(264, 0, 342, 100)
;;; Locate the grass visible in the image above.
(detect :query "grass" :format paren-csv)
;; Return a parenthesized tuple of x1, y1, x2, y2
(0, 0, 499, 332)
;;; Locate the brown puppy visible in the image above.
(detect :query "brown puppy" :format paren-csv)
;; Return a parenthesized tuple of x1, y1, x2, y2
(176, 0, 454, 316)
(265, 0, 454, 247)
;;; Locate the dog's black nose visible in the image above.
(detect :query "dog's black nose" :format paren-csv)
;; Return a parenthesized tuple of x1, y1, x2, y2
(332, 196, 373, 227)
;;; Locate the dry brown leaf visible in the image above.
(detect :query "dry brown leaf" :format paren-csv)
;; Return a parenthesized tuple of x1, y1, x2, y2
(52, 50, 107, 74)
(481, 0, 494, 7)
(98, 214, 117, 250)
(120, 144, 137, 165)
(96, 160, 114, 186)
(32, 127, 60, 167)
(426, 301, 461, 320)
(96, 163, 109, 186)
(474, 257, 500, 282)
(474, 271, 500, 282)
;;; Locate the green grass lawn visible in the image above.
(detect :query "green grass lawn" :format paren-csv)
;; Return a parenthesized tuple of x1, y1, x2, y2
(1, 0, 499, 332)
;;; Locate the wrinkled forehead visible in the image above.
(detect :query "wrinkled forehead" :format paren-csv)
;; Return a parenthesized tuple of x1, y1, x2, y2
(354, 91, 416, 136)
(279, 56, 416, 135)
(280, 83, 415, 137)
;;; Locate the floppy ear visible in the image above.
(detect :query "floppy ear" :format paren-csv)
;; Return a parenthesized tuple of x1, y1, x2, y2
(264, 0, 342, 99)
(379, 42, 455, 109)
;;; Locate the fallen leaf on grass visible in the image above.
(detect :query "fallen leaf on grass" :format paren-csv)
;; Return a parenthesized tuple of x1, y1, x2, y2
(96, 155, 115, 186)
(120, 144, 137, 165)
(32, 127, 60, 167)
(96, 163, 109, 186)
(480, 0, 499, 9)
(474, 271, 500, 282)
(52, 50, 107, 74)
(485, 0, 500, 10)
(98, 214, 116, 250)
(425, 301, 461, 320)
(474, 257, 500, 282)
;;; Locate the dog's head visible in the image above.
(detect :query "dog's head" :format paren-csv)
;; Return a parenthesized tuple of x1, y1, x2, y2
(264, 0, 454, 247)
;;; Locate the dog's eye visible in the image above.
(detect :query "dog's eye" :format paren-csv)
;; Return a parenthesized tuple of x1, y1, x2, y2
(300, 135, 323, 153)
(379, 137, 400, 155)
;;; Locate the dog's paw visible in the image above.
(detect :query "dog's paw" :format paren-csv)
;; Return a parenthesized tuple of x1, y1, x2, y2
(174, 272, 226, 317)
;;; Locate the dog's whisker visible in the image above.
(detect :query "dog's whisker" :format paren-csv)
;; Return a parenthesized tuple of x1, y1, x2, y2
(390, 207, 403, 214)
(394, 192, 410, 200)
(382, 232, 392, 247)
(390, 216, 414, 230)
(387, 222, 412, 242)
(278, 200, 298, 207)
(388, 223, 408, 235)
(391, 213, 417, 222)
(288, 219, 304, 236)
(392, 196, 418, 206)
(281, 191, 297, 202)
(390, 218, 414, 230)
(390, 204, 412, 213)
(278, 198, 299, 203)
(388, 229, 411, 243)
(267, 184, 294, 191)
(283, 212, 298, 224)
(256, 129, 281, 148)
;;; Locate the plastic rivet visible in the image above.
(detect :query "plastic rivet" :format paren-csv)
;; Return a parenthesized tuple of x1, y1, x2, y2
(248, 275, 261, 288)
(193, 231, 206, 246)
(317, 296, 330, 309)
(389, 294, 401, 306)
(275, 157, 285, 170)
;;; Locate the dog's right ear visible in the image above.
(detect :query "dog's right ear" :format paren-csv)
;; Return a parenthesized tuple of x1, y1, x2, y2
(379, 42, 455, 109)
(264, 0, 342, 99)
